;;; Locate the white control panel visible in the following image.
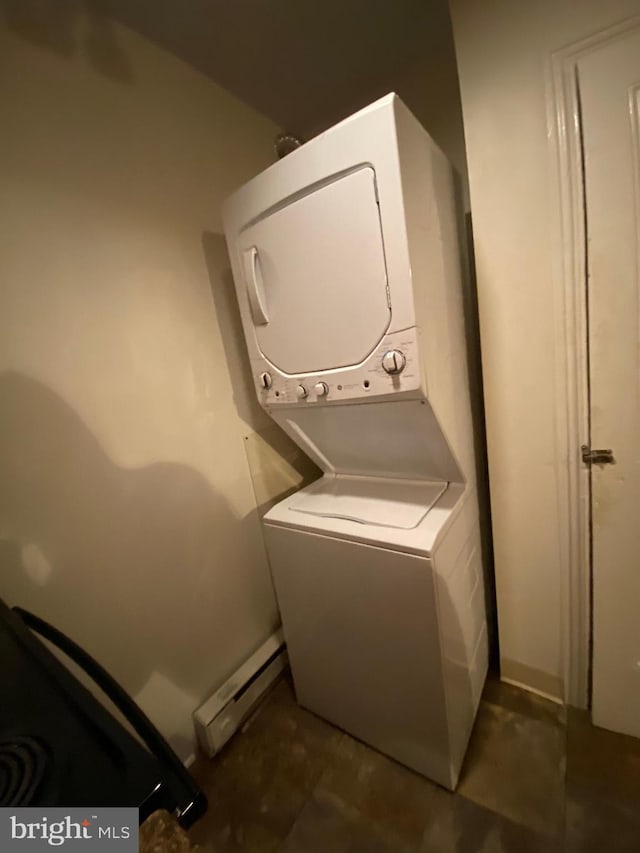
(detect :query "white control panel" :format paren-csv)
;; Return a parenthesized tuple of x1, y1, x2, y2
(251, 328, 423, 407)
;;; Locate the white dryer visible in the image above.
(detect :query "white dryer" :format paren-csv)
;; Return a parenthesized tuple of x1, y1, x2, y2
(223, 94, 487, 789)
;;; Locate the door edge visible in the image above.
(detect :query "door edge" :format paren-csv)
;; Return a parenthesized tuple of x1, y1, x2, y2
(548, 14, 640, 709)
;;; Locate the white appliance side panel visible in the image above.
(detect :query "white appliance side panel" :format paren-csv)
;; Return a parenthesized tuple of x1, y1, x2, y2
(432, 494, 488, 787)
(264, 524, 455, 788)
(238, 167, 391, 375)
(273, 399, 462, 483)
(394, 99, 477, 488)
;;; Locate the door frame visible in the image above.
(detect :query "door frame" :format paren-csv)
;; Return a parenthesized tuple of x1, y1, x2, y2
(549, 14, 640, 708)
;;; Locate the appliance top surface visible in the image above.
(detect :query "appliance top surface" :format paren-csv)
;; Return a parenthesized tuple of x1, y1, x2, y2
(289, 476, 447, 529)
(264, 477, 465, 556)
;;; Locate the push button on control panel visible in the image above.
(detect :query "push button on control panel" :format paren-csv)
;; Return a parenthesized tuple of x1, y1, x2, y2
(381, 349, 406, 375)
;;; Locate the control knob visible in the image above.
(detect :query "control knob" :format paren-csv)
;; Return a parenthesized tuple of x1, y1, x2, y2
(258, 371, 272, 390)
(296, 385, 308, 399)
(314, 382, 329, 397)
(381, 349, 406, 375)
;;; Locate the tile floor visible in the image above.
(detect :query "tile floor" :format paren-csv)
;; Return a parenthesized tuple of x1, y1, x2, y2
(189, 674, 640, 852)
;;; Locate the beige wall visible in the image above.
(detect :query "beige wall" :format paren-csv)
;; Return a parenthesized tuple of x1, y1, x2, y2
(292, 11, 469, 211)
(0, 14, 289, 759)
(450, 0, 640, 698)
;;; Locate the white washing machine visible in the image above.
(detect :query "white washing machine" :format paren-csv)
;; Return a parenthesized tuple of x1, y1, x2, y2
(223, 93, 487, 789)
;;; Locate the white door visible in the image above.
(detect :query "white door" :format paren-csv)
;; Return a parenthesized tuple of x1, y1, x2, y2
(238, 167, 391, 375)
(578, 27, 640, 738)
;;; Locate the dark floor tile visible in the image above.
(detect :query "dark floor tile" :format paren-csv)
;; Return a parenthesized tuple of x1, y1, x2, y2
(280, 789, 406, 853)
(457, 700, 565, 836)
(189, 676, 341, 852)
(564, 708, 640, 852)
(565, 782, 640, 853)
(482, 677, 565, 728)
(189, 817, 280, 853)
(566, 708, 640, 803)
(314, 732, 438, 848)
(420, 789, 555, 853)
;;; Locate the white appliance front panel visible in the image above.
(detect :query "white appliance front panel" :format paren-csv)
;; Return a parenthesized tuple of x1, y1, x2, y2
(289, 476, 448, 528)
(223, 95, 417, 366)
(239, 167, 391, 375)
(273, 398, 462, 483)
(264, 524, 455, 787)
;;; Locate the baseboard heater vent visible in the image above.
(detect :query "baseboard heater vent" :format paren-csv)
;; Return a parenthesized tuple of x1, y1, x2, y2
(193, 629, 287, 756)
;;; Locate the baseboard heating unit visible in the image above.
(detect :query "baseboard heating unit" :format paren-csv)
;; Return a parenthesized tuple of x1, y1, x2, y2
(193, 629, 287, 756)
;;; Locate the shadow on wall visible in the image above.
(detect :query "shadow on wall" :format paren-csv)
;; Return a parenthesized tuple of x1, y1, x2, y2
(0, 0, 133, 83)
(0, 371, 273, 756)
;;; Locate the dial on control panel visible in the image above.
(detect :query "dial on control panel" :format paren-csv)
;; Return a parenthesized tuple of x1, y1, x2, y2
(381, 349, 406, 375)
(259, 372, 272, 390)
(296, 385, 308, 399)
(314, 382, 329, 397)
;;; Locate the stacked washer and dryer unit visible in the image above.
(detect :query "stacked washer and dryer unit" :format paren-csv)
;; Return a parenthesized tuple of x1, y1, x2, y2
(223, 94, 487, 790)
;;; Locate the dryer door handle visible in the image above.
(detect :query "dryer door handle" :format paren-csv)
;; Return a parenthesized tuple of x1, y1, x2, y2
(243, 246, 269, 325)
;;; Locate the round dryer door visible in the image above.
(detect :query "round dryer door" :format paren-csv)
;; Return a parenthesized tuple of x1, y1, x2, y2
(238, 166, 391, 375)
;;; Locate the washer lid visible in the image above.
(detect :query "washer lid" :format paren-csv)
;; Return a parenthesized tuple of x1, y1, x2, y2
(238, 167, 391, 375)
(288, 476, 448, 529)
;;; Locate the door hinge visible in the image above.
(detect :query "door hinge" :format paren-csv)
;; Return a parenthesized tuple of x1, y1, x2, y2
(581, 445, 615, 465)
